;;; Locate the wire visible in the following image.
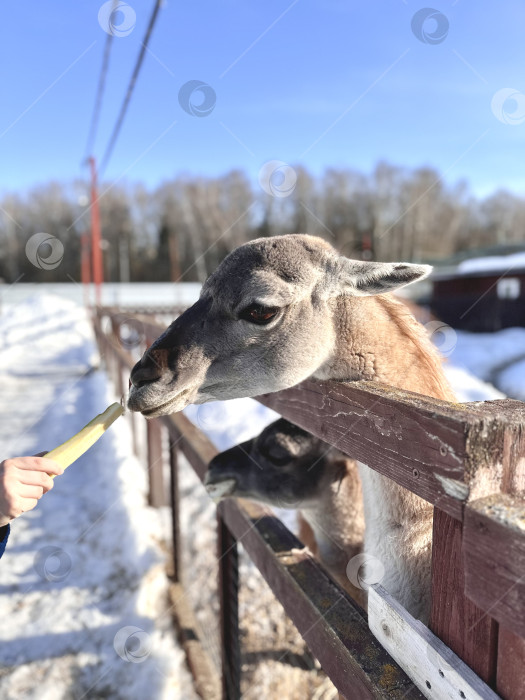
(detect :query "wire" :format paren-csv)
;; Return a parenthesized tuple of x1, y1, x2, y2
(98, 0, 163, 177)
(84, 0, 119, 162)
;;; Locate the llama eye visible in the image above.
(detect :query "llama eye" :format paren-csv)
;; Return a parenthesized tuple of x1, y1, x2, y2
(239, 304, 279, 325)
(260, 444, 292, 466)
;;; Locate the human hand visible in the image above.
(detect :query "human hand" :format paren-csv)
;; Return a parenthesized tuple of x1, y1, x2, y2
(0, 456, 63, 527)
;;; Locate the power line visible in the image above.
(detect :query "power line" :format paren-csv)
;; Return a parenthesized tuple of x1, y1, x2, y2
(84, 0, 119, 162)
(98, 0, 163, 177)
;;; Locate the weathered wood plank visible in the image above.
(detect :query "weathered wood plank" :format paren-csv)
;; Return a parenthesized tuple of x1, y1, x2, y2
(169, 442, 182, 583)
(430, 509, 498, 685)
(162, 412, 215, 482)
(168, 582, 221, 700)
(258, 381, 524, 520)
(217, 518, 241, 700)
(146, 417, 166, 507)
(93, 312, 136, 372)
(496, 628, 525, 700)
(495, 420, 525, 699)
(369, 585, 499, 700)
(464, 494, 525, 638)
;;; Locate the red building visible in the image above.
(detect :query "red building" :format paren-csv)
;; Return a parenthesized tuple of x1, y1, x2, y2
(430, 264, 525, 332)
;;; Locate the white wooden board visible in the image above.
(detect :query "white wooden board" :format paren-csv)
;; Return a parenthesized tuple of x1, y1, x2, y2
(368, 585, 501, 700)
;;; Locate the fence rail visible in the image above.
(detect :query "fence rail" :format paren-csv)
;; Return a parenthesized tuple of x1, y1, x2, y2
(93, 306, 525, 700)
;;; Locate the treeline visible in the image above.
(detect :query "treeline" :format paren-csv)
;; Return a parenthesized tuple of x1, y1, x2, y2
(0, 162, 524, 284)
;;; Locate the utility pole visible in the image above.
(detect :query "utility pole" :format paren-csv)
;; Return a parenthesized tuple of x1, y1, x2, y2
(80, 231, 91, 307)
(89, 157, 104, 305)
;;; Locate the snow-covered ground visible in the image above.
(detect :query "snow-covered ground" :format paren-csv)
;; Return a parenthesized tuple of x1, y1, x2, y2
(0, 290, 524, 700)
(445, 326, 525, 401)
(0, 283, 201, 310)
(0, 296, 196, 700)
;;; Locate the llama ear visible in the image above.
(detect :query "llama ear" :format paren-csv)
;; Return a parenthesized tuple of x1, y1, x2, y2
(261, 421, 317, 464)
(329, 258, 432, 297)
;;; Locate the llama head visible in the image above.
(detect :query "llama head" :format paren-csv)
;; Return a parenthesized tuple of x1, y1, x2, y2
(128, 234, 431, 417)
(204, 418, 337, 508)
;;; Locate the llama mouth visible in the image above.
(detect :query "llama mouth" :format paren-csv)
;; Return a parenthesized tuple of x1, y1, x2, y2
(204, 475, 237, 502)
(139, 388, 193, 417)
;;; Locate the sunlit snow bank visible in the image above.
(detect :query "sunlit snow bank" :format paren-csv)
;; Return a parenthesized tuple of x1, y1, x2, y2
(447, 327, 525, 400)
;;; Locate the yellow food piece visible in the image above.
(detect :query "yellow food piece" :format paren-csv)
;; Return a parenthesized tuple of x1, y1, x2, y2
(47, 402, 123, 476)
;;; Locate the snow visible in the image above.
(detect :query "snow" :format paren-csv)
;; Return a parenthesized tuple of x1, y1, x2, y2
(445, 327, 525, 399)
(0, 282, 201, 309)
(497, 358, 525, 401)
(0, 295, 196, 700)
(457, 251, 525, 274)
(442, 364, 506, 402)
(184, 400, 279, 452)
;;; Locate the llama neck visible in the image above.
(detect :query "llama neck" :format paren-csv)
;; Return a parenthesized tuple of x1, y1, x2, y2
(315, 293, 449, 620)
(357, 461, 433, 621)
(319, 294, 456, 402)
(300, 458, 364, 566)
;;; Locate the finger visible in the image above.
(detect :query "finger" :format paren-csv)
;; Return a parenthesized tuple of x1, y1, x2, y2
(41, 478, 55, 493)
(18, 470, 54, 491)
(28, 457, 63, 476)
(2, 457, 62, 477)
(18, 497, 39, 514)
(18, 485, 45, 500)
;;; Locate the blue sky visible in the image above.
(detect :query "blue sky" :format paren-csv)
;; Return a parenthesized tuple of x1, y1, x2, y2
(2, 0, 525, 197)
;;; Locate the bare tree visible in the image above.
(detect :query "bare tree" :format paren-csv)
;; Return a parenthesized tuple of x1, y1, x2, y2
(1, 163, 523, 284)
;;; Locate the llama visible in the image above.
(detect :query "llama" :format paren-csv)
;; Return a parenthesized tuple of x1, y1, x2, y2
(205, 418, 365, 604)
(128, 234, 456, 621)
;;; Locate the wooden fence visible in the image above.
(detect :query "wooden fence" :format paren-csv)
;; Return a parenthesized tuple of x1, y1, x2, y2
(93, 306, 525, 700)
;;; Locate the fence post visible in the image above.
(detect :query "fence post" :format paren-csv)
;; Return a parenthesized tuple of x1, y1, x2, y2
(169, 440, 181, 582)
(217, 511, 241, 700)
(496, 424, 525, 699)
(109, 317, 124, 397)
(129, 410, 139, 457)
(146, 418, 166, 507)
(144, 329, 166, 508)
(429, 509, 498, 685)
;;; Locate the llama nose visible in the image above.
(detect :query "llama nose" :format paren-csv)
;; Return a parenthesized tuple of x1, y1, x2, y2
(130, 351, 164, 388)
